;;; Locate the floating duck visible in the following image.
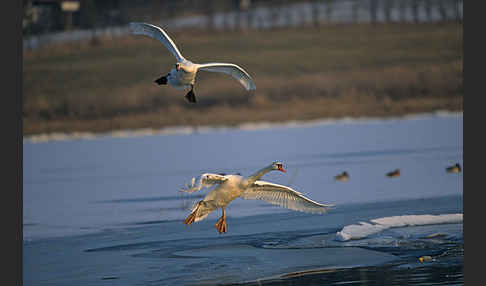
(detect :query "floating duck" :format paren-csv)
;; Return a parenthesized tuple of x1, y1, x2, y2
(446, 163, 461, 173)
(334, 171, 349, 182)
(386, 169, 400, 178)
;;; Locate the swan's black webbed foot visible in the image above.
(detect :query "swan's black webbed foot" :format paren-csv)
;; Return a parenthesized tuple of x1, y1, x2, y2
(185, 86, 196, 103)
(154, 75, 168, 85)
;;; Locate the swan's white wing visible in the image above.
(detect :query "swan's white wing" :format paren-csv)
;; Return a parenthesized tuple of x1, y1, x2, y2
(188, 200, 220, 222)
(241, 180, 334, 214)
(198, 63, 256, 91)
(180, 173, 228, 194)
(129, 22, 185, 62)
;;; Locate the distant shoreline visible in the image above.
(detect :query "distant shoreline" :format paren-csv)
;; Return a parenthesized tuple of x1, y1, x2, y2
(23, 110, 462, 144)
(24, 23, 462, 138)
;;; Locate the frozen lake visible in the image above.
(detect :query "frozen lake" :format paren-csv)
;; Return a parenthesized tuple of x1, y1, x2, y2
(23, 112, 463, 285)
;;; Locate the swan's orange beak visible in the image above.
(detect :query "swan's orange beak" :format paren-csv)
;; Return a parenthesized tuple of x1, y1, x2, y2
(279, 166, 286, 173)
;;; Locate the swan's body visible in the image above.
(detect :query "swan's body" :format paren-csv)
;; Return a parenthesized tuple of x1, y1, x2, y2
(335, 171, 349, 182)
(181, 161, 334, 234)
(130, 22, 256, 103)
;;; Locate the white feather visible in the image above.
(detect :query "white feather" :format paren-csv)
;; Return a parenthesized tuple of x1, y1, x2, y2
(182, 162, 335, 228)
(129, 22, 185, 62)
(198, 63, 256, 91)
(130, 22, 256, 95)
(241, 181, 334, 214)
(180, 173, 228, 194)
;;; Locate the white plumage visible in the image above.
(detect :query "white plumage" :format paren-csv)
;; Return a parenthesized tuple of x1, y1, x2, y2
(181, 161, 334, 234)
(241, 181, 331, 214)
(130, 22, 256, 103)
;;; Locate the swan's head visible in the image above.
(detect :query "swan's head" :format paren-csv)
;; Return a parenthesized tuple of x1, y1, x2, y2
(175, 63, 181, 71)
(271, 161, 286, 173)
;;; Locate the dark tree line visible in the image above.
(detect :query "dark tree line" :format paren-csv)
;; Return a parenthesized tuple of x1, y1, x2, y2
(23, 0, 462, 36)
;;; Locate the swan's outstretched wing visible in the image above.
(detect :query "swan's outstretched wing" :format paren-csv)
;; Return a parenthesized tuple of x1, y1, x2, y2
(180, 173, 228, 194)
(241, 181, 334, 214)
(198, 63, 256, 91)
(129, 22, 185, 62)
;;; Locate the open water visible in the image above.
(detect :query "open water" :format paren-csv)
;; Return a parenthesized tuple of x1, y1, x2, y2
(23, 112, 463, 285)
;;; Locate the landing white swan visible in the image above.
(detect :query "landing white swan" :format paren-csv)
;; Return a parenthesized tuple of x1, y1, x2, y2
(180, 161, 334, 234)
(129, 22, 256, 103)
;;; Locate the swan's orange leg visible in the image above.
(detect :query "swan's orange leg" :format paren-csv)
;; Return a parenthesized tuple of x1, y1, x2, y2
(214, 207, 227, 234)
(184, 201, 202, 225)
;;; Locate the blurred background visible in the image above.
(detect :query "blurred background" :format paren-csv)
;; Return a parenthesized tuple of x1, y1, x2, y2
(22, 0, 463, 136)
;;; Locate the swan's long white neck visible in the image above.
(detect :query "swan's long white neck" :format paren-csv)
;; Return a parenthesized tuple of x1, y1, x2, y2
(244, 164, 274, 187)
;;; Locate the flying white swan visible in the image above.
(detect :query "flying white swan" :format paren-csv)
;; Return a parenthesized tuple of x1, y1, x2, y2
(180, 161, 334, 234)
(129, 22, 256, 103)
